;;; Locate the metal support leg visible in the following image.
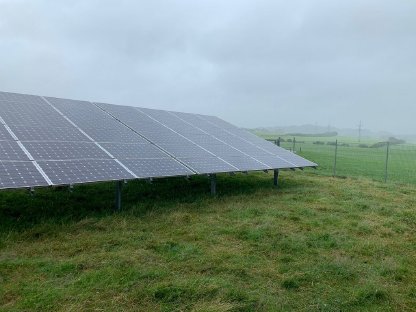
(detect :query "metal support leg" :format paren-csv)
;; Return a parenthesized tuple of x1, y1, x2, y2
(274, 169, 279, 187)
(115, 180, 123, 211)
(210, 174, 217, 195)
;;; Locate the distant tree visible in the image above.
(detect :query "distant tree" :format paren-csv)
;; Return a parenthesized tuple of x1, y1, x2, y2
(388, 137, 406, 145)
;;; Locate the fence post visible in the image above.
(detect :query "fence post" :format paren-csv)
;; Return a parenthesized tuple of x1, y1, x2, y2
(115, 180, 123, 211)
(293, 137, 296, 152)
(384, 142, 390, 183)
(333, 139, 338, 177)
(277, 137, 281, 147)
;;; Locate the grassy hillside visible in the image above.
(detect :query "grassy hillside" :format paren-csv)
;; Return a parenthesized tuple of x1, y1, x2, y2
(1, 172, 416, 311)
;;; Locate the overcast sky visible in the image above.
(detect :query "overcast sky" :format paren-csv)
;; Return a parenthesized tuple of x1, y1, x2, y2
(0, 0, 415, 134)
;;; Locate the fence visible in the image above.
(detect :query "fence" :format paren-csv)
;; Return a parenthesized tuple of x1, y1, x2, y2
(268, 137, 416, 184)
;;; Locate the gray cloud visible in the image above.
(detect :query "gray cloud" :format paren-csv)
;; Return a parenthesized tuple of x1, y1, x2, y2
(0, 0, 415, 134)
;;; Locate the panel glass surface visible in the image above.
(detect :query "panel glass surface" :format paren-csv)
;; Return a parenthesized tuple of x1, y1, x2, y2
(100, 143, 167, 159)
(81, 127, 148, 144)
(0, 141, 30, 161)
(0, 100, 73, 128)
(38, 159, 134, 185)
(0, 91, 317, 190)
(13, 126, 88, 142)
(121, 158, 194, 178)
(201, 144, 245, 157)
(0, 91, 46, 105)
(218, 155, 270, 171)
(252, 155, 296, 169)
(0, 125, 13, 141)
(45, 97, 123, 130)
(0, 161, 49, 189)
(23, 142, 111, 160)
(159, 143, 211, 158)
(178, 156, 237, 174)
(185, 113, 317, 168)
(96, 103, 237, 173)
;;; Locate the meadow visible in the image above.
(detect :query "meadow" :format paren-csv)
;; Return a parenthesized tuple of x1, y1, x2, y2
(255, 132, 416, 184)
(1, 172, 416, 311)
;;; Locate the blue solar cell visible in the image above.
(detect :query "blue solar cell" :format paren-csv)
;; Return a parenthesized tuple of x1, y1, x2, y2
(100, 143, 167, 159)
(38, 159, 134, 185)
(0, 161, 49, 189)
(0, 141, 30, 161)
(121, 158, 193, 178)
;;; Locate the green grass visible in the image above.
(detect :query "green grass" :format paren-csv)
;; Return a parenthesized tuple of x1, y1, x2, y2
(255, 133, 416, 184)
(1, 172, 416, 311)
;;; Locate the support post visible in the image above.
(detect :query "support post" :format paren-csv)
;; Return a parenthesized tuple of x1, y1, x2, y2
(333, 139, 338, 177)
(115, 180, 123, 211)
(384, 141, 390, 183)
(210, 174, 217, 195)
(277, 137, 281, 147)
(292, 137, 296, 152)
(273, 169, 279, 187)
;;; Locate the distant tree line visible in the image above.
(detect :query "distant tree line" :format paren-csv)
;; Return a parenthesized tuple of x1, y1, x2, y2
(310, 137, 406, 148)
(286, 131, 338, 137)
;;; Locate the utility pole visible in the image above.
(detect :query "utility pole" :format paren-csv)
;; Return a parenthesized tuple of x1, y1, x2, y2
(358, 121, 363, 143)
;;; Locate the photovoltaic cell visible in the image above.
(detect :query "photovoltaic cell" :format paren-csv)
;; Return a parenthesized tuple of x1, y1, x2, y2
(38, 159, 134, 185)
(201, 144, 244, 157)
(121, 158, 193, 178)
(219, 156, 270, 171)
(23, 142, 112, 160)
(174, 112, 317, 168)
(139, 131, 191, 145)
(0, 141, 30, 161)
(81, 127, 148, 144)
(159, 143, 212, 158)
(252, 155, 296, 169)
(0, 100, 72, 128)
(94, 102, 240, 174)
(179, 156, 237, 174)
(100, 143, 167, 159)
(0, 125, 14, 141)
(0, 92, 45, 105)
(0, 161, 49, 189)
(13, 126, 88, 142)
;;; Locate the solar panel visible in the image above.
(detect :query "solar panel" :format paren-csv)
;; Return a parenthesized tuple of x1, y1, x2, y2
(121, 158, 193, 178)
(44, 97, 193, 179)
(0, 90, 317, 191)
(11, 125, 89, 142)
(100, 143, 167, 159)
(37, 159, 134, 185)
(170, 112, 313, 168)
(179, 156, 238, 174)
(23, 142, 112, 160)
(0, 161, 49, 189)
(94, 102, 240, 174)
(0, 141, 30, 161)
(198, 115, 317, 168)
(0, 125, 14, 141)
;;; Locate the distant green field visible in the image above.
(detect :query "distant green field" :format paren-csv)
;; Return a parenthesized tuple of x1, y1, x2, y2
(255, 133, 416, 184)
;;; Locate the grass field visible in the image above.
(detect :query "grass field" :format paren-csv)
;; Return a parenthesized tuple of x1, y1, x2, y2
(1, 172, 416, 311)
(255, 132, 416, 184)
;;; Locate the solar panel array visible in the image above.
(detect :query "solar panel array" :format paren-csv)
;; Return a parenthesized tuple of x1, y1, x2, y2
(0, 91, 316, 190)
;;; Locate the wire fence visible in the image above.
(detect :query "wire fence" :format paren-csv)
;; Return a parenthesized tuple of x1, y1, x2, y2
(267, 137, 416, 184)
